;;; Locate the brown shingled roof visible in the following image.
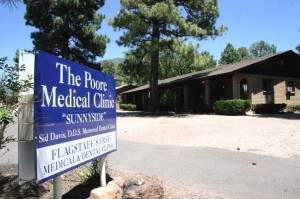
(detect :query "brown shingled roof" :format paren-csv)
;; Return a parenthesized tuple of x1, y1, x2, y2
(124, 50, 298, 94)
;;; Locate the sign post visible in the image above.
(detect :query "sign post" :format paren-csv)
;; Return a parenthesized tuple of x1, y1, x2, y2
(99, 156, 107, 187)
(33, 51, 117, 188)
(53, 176, 62, 199)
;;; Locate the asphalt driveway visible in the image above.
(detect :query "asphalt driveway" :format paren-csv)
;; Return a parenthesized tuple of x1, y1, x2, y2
(108, 112, 300, 199)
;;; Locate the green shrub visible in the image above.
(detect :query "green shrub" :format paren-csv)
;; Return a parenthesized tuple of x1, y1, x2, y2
(213, 99, 251, 115)
(0, 57, 33, 149)
(286, 104, 300, 113)
(252, 103, 286, 114)
(120, 103, 137, 111)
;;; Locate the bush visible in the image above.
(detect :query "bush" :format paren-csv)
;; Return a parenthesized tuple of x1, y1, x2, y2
(120, 103, 137, 111)
(286, 104, 300, 113)
(213, 99, 251, 115)
(252, 103, 286, 114)
(0, 56, 32, 149)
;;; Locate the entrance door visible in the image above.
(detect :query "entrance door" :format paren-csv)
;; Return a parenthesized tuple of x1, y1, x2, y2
(215, 82, 226, 100)
(240, 79, 249, 99)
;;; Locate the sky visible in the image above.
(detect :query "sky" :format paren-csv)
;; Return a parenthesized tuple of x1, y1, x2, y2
(0, 0, 299, 66)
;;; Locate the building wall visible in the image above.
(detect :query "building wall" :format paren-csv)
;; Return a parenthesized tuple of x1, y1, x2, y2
(233, 73, 300, 105)
(123, 72, 300, 112)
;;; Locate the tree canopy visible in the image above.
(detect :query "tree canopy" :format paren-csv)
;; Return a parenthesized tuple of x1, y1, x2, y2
(219, 43, 241, 65)
(101, 60, 123, 86)
(110, 0, 227, 112)
(296, 43, 300, 54)
(0, 0, 20, 9)
(159, 40, 216, 79)
(219, 41, 277, 65)
(119, 39, 216, 86)
(237, 47, 251, 61)
(23, 0, 109, 69)
(249, 40, 277, 58)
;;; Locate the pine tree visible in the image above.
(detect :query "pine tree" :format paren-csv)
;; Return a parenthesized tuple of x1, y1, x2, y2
(110, 0, 226, 113)
(0, 0, 20, 8)
(24, 0, 109, 69)
(219, 43, 241, 65)
(119, 39, 217, 85)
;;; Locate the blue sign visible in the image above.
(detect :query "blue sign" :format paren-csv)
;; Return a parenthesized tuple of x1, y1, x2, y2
(34, 51, 116, 184)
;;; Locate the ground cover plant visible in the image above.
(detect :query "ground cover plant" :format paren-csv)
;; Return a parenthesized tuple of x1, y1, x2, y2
(286, 104, 300, 113)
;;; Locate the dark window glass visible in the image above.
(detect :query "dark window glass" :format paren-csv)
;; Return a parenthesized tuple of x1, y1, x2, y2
(286, 81, 295, 92)
(263, 79, 273, 92)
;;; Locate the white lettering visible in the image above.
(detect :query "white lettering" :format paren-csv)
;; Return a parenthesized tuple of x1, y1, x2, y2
(56, 62, 68, 84)
(41, 85, 57, 107)
(84, 71, 107, 91)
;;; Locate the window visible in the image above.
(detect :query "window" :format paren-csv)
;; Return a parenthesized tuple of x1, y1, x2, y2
(285, 81, 295, 93)
(240, 79, 249, 99)
(263, 79, 273, 92)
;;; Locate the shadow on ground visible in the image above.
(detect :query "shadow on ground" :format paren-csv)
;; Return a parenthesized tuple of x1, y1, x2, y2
(62, 174, 113, 199)
(249, 113, 300, 120)
(117, 111, 300, 120)
(117, 111, 192, 118)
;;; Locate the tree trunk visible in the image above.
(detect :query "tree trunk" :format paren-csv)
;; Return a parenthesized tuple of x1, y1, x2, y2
(62, 41, 70, 60)
(149, 20, 160, 114)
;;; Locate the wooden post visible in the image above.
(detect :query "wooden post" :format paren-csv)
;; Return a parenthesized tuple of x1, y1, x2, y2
(184, 84, 189, 111)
